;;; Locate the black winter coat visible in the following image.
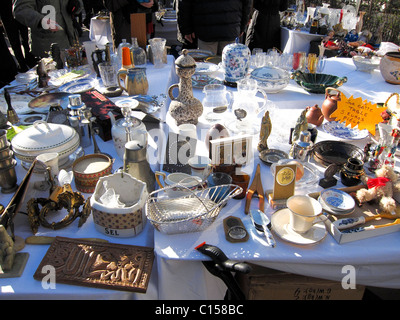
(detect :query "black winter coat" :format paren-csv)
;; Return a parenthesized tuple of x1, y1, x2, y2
(177, 0, 252, 43)
(245, 0, 288, 52)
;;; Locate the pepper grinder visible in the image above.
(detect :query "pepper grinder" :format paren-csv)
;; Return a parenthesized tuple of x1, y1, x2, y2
(4, 89, 19, 125)
(292, 130, 313, 162)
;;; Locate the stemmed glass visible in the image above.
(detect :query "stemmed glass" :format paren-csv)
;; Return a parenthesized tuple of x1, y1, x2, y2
(120, 106, 133, 127)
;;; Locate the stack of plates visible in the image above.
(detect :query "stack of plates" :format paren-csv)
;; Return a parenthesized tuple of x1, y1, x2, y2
(318, 188, 355, 215)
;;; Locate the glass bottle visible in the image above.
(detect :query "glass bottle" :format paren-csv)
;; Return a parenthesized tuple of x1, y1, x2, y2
(131, 37, 147, 66)
(117, 39, 132, 68)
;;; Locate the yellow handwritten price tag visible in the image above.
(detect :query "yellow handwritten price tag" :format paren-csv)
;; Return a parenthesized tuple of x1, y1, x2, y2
(330, 94, 384, 136)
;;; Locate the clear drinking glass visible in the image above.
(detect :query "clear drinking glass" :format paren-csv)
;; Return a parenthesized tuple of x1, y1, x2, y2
(98, 62, 118, 87)
(149, 38, 166, 69)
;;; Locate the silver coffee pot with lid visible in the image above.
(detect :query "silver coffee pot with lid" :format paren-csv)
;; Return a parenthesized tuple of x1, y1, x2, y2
(123, 139, 155, 193)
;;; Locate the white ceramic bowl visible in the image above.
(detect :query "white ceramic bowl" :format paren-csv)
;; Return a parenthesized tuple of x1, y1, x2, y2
(11, 120, 80, 166)
(90, 172, 148, 238)
(250, 66, 290, 93)
(352, 55, 380, 73)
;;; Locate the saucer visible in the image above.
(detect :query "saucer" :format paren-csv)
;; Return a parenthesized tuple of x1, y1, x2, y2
(320, 188, 355, 212)
(271, 208, 327, 245)
(323, 121, 369, 140)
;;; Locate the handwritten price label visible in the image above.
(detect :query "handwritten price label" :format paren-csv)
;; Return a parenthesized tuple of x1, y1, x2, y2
(330, 94, 384, 135)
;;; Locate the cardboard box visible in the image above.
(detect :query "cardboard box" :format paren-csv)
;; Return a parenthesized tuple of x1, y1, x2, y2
(236, 264, 365, 300)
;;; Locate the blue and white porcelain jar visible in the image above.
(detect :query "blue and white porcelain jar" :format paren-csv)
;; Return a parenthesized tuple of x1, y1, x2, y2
(222, 38, 251, 86)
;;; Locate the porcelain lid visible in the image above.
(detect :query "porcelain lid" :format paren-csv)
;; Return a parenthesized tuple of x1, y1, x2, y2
(11, 120, 78, 154)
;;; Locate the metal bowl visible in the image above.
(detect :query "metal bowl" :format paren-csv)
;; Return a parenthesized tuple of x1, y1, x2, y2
(291, 71, 347, 94)
(312, 140, 364, 167)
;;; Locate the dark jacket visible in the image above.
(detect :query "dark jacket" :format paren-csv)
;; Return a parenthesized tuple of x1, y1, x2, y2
(245, 0, 288, 51)
(13, 0, 78, 57)
(103, 0, 157, 49)
(177, 0, 252, 43)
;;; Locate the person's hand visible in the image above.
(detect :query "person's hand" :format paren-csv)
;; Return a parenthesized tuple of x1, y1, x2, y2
(41, 18, 63, 32)
(140, 0, 154, 8)
(184, 33, 196, 43)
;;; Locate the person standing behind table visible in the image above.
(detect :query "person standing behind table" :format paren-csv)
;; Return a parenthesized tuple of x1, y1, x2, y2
(177, 0, 252, 56)
(13, 0, 80, 58)
(103, 0, 158, 50)
(245, 0, 288, 52)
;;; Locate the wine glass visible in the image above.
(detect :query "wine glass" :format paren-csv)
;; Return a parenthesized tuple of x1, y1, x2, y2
(120, 106, 132, 127)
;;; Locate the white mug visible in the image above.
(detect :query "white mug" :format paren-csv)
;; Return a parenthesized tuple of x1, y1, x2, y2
(287, 195, 322, 233)
(178, 123, 197, 140)
(188, 156, 211, 180)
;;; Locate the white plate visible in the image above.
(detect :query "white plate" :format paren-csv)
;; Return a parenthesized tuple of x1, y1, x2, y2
(195, 62, 219, 75)
(271, 208, 327, 245)
(320, 188, 355, 212)
(114, 97, 140, 109)
(323, 121, 369, 140)
(59, 78, 95, 94)
(0, 94, 33, 115)
(191, 74, 222, 89)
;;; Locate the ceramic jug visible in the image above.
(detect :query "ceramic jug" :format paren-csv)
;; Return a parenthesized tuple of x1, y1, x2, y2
(168, 49, 203, 125)
(118, 67, 149, 96)
(222, 38, 251, 86)
(380, 51, 400, 84)
(321, 87, 342, 121)
(108, 111, 147, 159)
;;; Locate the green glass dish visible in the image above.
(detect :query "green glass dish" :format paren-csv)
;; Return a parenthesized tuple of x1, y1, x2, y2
(291, 71, 347, 94)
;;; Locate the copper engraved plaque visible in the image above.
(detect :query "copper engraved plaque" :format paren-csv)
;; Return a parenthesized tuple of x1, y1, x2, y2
(33, 237, 154, 293)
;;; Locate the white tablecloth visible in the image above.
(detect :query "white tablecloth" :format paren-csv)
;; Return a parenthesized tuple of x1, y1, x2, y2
(281, 27, 324, 54)
(1, 56, 400, 300)
(155, 57, 400, 300)
(0, 56, 177, 299)
(89, 17, 113, 47)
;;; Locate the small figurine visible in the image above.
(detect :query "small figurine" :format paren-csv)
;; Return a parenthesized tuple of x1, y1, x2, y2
(0, 225, 15, 272)
(257, 111, 272, 152)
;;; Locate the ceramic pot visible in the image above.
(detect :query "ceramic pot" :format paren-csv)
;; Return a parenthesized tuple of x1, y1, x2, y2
(222, 38, 251, 86)
(118, 67, 149, 95)
(108, 111, 147, 159)
(340, 157, 364, 186)
(72, 154, 113, 193)
(11, 120, 80, 167)
(168, 49, 203, 125)
(90, 172, 148, 238)
(321, 87, 342, 121)
(306, 104, 324, 126)
(380, 51, 400, 84)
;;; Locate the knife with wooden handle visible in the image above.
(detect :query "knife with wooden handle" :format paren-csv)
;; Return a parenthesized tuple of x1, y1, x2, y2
(25, 236, 109, 245)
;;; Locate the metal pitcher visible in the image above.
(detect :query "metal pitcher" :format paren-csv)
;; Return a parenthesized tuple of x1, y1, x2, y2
(123, 139, 155, 193)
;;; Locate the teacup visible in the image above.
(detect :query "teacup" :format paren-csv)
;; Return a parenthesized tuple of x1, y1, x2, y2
(188, 156, 211, 181)
(287, 195, 322, 233)
(155, 171, 202, 197)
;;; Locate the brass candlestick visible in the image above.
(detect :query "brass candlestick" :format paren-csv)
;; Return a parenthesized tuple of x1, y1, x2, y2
(4, 89, 19, 125)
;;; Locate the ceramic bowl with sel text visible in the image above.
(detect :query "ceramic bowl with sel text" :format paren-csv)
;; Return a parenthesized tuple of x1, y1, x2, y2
(11, 120, 80, 167)
(90, 172, 148, 238)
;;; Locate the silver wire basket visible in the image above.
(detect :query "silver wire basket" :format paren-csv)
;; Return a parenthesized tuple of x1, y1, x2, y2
(145, 183, 242, 234)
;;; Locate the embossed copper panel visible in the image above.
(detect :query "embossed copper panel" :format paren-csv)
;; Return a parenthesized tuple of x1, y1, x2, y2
(33, 237, 154, 293)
